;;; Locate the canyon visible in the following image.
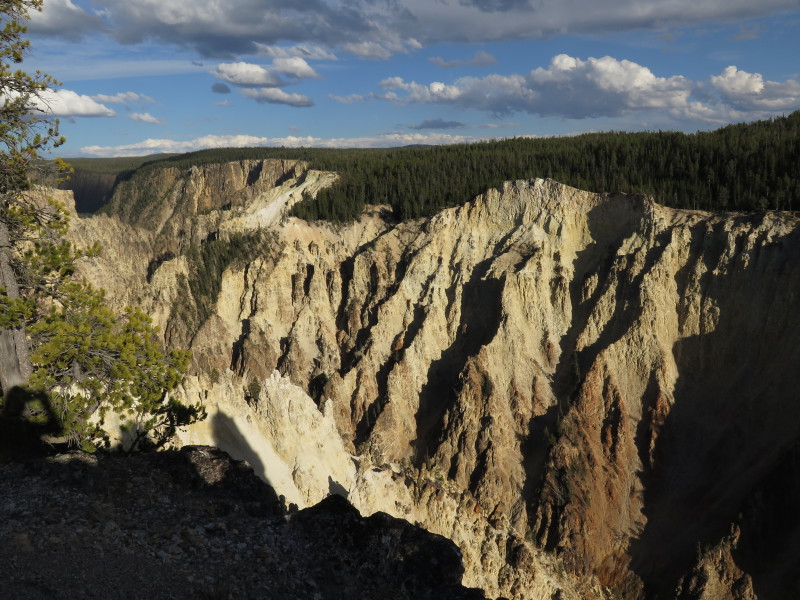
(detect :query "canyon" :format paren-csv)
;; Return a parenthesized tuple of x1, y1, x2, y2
(65, 158, 800, 599)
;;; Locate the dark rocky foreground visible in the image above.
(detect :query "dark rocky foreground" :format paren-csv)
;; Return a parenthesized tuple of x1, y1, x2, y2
(0, 446, 489, 599)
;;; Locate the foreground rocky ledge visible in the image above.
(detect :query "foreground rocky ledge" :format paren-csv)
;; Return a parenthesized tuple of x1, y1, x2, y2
(0, 446, 489, 600)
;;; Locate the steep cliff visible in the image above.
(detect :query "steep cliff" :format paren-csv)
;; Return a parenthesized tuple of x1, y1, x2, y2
(68, 159, 800, 600)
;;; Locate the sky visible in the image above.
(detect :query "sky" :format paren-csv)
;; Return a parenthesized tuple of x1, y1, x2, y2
(17, 0, 800, 158)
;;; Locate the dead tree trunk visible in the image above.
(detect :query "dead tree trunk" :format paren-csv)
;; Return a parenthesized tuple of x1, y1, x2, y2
(0, 216, 32, 396)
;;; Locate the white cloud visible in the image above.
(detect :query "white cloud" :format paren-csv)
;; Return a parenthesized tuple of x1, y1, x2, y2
(531, 54, 691, 112)
(28, 0, 106, 40)
(378, 54, 800, 123)
(130, 112, 163, 124)
(710, 66, 800, 110)
(88, 0, 377, 57)
(711, 66, 765, 95)
(80, 131, 479, 157)
(82, 134, 271, 157)
(395, 0, 799, 46)
(272, 57, 320, 79)
(212, 58, 320, 107)
(34, 89, 116, 118)
(29, 1, 800, 59)
(213, 62, 285, 87)
(380, 78, 464, 102)
(241, 88, 314, 107)
(381, 54, 692, 117)
(92, 92, 155, 104)
(213, 59, 319, 87)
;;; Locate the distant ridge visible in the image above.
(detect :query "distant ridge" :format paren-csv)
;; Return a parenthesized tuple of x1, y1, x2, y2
(71, 111, 799, 219)
(59, 154, 179, 214)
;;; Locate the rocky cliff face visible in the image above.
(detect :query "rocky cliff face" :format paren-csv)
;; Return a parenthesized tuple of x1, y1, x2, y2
(67, 159, 800, 600)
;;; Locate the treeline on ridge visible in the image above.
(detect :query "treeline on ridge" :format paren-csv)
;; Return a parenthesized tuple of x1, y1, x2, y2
(82, 111, 800, 222)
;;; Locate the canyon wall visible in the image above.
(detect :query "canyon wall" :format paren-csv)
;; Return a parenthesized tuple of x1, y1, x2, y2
(68, 159, 800, 600)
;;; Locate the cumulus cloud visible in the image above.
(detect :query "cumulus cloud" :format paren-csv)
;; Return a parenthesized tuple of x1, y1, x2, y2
(130, 112, 163, 124)
(213, 59, 319, 87)
(33, 89, 116, 118)
(82, 134, 275, 157)
(711, 66, 766, 96)
(241, 88, 314, 107)
(212, 58, 319, 107)
(710, 66, 800, 110)
(80, 131, 478, 157)
(393, 0, 798, 46)
(84, 0, 380, 58)
(212, 83, 232, 94)
(272, 57, 320, 79)
(28, 0, 106, 41)
(430, 51, 497, 68)
(381, 54, 693, 118)
(379, 54, 800, 123)
(30, 1, 798, 59)
(92, 91, 155, 104)
(213, 62, 285, 87)
(380, 78, 464, 103)
(379, 74, 532, 114)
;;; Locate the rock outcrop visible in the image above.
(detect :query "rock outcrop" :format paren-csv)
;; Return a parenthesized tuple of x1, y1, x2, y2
(67, 159, 800, 599)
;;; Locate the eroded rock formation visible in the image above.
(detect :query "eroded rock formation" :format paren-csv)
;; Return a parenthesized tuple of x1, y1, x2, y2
(67, 159, 800, 599)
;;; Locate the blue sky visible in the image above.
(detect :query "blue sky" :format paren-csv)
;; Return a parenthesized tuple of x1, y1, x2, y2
(18, 0, 800, 157)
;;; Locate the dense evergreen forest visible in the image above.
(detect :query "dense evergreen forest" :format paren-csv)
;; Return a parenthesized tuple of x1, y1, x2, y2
(72, 111, 799, 221)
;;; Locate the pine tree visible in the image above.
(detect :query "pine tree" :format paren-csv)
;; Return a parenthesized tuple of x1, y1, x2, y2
(0, 0, 62, 394)
(0, 1, 199, 452)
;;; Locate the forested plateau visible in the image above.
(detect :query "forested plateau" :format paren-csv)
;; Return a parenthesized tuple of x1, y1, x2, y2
(63, 111, 800, 220)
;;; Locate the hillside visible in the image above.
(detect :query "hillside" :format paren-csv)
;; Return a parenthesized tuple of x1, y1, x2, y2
(65, 157, 800, 599)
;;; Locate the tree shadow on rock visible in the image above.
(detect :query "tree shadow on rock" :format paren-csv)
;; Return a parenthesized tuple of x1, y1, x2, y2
(0, 386, 64, 460)
(209, 411, 267, 481)
(198, 411, 286, 516)
(178, 444, 285, 519)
